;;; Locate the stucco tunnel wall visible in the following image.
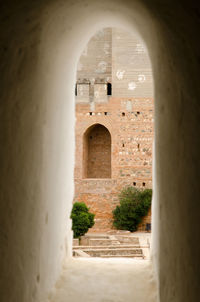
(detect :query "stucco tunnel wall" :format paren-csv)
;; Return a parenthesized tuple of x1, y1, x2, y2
(0, 1, 200, 302)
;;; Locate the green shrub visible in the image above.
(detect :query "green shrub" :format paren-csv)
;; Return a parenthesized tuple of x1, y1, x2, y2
(70, 202, 95, 238)
(112, 187, 152, 232)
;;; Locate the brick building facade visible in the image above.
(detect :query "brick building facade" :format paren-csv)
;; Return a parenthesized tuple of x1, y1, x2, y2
(74, 28, 154, 232)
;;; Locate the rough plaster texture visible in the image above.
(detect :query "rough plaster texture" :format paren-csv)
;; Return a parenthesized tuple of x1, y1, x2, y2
(112, 28, 153, 97)
(77, 28, 112, 84)
(0, 1, 200, 302)
(76, 27, 153, 100)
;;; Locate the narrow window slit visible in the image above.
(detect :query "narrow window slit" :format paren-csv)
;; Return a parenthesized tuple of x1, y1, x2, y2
(107, 83, 112, 95)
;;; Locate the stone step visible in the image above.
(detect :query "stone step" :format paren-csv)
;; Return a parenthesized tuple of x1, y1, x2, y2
(114, 236, 140, 245)
(87, 238, 120, 246)
(80, 248, 143, 257)
(73, 250, 91, 257)
(73, 245, 141, 250)
(83, 235, 109, 239)
(80, 235, 140, 246)
(80, 236, 109, 245)
(100, 254, 144, 259)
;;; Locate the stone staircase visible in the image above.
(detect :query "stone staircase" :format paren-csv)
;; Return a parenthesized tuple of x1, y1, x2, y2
(73, 232, 150, 259)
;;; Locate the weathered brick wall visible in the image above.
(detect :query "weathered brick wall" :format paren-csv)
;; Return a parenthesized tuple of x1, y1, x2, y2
(74, 28, 154, 232)
(74, 97, 153, 231)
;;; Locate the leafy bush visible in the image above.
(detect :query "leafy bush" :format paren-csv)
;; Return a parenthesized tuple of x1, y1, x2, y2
(70, 202, 95, 238)
(113, 187, 152, 232)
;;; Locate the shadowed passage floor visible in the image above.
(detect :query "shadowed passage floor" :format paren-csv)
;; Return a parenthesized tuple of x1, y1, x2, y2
(49, 257, 158, 302)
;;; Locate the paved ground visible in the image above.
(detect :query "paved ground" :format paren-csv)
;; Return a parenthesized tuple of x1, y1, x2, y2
(132, 232, 151, 259)
(49, 257, 158, 302)
(74, 231, 152, 259)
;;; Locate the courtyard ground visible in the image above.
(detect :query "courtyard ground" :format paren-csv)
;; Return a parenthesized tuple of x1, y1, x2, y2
(73, 231, 151, 259)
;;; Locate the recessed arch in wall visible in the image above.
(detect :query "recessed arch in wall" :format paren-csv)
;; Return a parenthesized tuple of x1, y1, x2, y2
(83, 123, 112, 178)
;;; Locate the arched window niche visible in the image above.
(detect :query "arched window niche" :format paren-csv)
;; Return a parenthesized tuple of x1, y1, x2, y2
(83, 123, 111, 179)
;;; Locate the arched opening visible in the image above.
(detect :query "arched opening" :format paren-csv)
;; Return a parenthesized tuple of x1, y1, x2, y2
(1, 1, 199, 302)
(83, 124, 111, 178)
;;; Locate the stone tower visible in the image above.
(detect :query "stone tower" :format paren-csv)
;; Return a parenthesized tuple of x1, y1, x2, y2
(74, 28, 154, 232)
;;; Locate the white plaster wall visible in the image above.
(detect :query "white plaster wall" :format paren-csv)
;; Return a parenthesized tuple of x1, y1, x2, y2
(0, 1, 200, 302)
